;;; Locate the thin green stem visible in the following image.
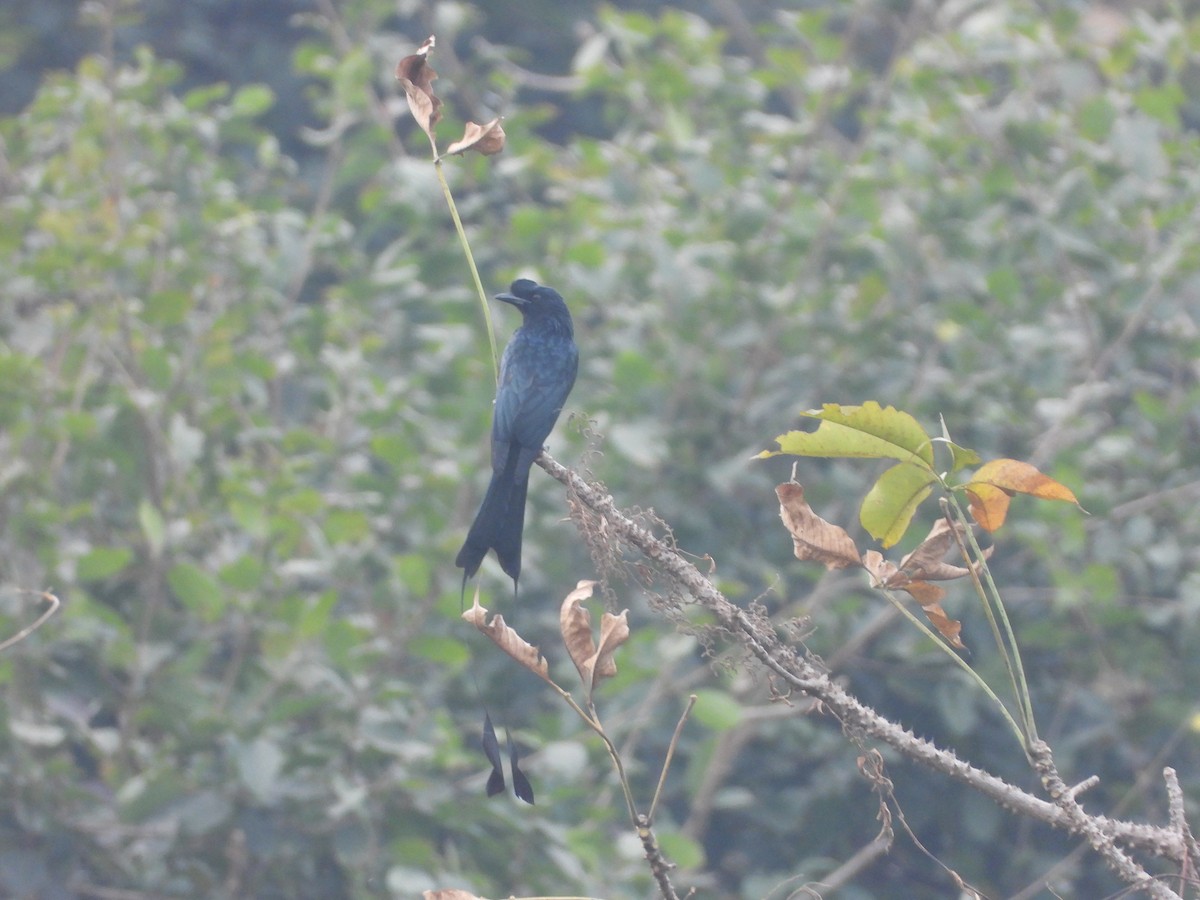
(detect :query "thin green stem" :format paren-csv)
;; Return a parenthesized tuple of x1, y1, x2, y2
(958, 499, 1038, 742)
(430, 148, 500, 384)
(943, 496, 1039, 748)
(541, 676, 640, 826)
(879, 588, 1027, 746)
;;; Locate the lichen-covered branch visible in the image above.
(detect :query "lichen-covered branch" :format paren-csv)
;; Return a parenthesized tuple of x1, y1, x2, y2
(537, 451, 1190, 889)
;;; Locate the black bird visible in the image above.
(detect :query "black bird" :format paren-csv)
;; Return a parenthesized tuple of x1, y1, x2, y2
(455, 279, 578, 592)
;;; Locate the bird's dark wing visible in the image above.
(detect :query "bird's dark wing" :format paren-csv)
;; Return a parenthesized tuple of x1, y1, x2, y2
(492, 329, 579, 475)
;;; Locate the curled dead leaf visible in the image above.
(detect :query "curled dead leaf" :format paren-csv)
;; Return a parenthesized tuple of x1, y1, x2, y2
(862, 549, 901, 590)
(561, 580, 600, 683)
(558, 580, 629, 696)
(917, 598, 964, 649)
(591, 610, 630, 683)
(862, 550, 964, 649)
(395, 35, 442, 141)
(462, 597, 550, 683)
(776, 482, 861, 570)
(444, 117, 507, 157)
(898, 517, 992, 582)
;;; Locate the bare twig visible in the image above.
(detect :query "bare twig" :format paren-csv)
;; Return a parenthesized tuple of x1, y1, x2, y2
(0, 590, 61, 652)
(536, 451, 1192, 886)
(648, 694, 696, 823)
(1029, 741, 1181, 899)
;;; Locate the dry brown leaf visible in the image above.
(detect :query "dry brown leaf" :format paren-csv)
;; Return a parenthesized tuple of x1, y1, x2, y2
(560, 580, 599, 683)
(863, 551, 964, 649)
(898, 517, 993, 582)
(590, 610, 630, 683)
(444, 117, 507, 157)
(462, 597, 550, 683)
(918, 596, 964, 648)
(903, 580, 947, 606)
(776, 481, 861, 570)
(395, 35, 442, 141)
(862, 549, 900, 589)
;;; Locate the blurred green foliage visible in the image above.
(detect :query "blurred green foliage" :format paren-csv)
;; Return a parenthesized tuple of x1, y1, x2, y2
(1, 1, 1199, 898)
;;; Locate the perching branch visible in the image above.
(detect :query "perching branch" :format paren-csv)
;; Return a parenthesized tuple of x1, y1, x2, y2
(536, 451, 1191, 892)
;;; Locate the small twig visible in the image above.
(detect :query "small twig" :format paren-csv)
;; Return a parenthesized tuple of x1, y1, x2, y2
(1164, 768, 1200, 888)
(536, 451, 1191, 877)
(647, 694, 696, 823)
(1065, 776, 1101, 801)
(0, 590, 61, 652)
(1030, 741, 1181, 900)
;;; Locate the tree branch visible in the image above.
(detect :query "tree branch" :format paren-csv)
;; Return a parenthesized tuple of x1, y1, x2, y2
(537, 451, 1190, 888)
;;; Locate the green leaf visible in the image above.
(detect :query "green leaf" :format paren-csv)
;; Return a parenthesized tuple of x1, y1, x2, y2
(77, 547, 135, 581)
(219, 555, 264, 590)
(138, 500, 166, 558)
(943, 440, 982, 475)
(1134, 83, 1185, 127)
(324, 508, 370, 544)
(656, 831, 705, 870)
(1078, 96, 1116, 142)
(297, 591, 336, 639)
(394, 554, 432, 595)
(369, 433, 411, 469)
(167, 562, 226, 622)
(411, 635, 470, 666)
(860, 462, 937, 548)
(692, 688, 743, 731)
(229, 84, 275, 118)
(229, 497, 269, 539)
(758, 402, 934, 467)
(985, 266, 1022, 305)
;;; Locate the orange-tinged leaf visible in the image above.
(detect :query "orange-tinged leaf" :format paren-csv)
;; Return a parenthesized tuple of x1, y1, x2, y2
(444, 117, 506, 156)
(775, 482, 861, 570)
(966, 458, 1082, 516)
(916, 595, 964, 649)
(903, 580, 947, 606)
(965, 481, 1012, 532)
(462, 597, 551, 683)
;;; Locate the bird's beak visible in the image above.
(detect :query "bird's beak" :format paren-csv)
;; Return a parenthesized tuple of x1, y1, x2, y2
(494, 291, 526, 307)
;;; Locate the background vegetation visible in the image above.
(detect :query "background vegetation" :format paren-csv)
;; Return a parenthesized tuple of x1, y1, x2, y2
(1, 0, 1198, 897)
